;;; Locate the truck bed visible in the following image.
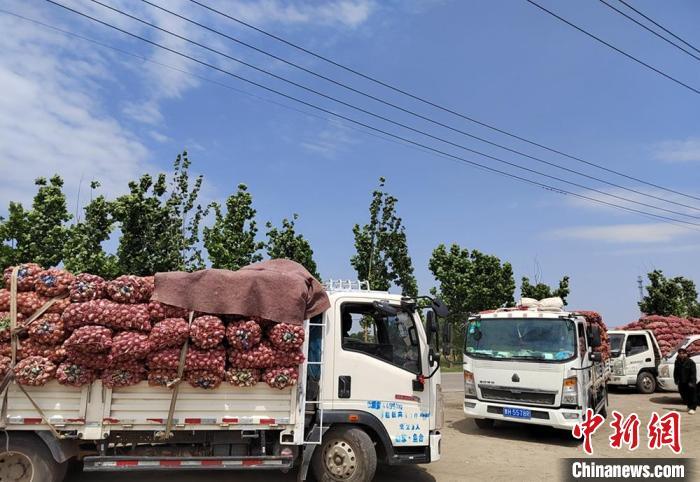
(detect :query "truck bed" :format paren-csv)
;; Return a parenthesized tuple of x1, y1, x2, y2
(1, 380, 301, 439)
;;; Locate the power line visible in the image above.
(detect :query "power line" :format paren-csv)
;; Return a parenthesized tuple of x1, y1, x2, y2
(617, 0, 700, 56)
(524, 0, 700, 95)
(186, 0, 700, 204)
(41, 0, 700, 231)
(79, 0, 700, 220)
(597, 0, 700, 62)
(138, 0, 700, 215)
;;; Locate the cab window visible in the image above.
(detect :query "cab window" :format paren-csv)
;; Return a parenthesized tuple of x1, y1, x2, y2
(625, 334, 648, 356)
(340, 302, 420, 374)
(577, 323, 587, 357)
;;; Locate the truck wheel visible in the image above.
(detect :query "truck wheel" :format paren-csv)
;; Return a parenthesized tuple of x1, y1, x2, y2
(312, 426, 377, 482)
(0, 433, 68, 482)
(636, 372, 656, 394)
(474, 418, 495, 429)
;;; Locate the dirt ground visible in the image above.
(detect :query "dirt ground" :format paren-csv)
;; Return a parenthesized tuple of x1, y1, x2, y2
(68, 380, 700, 482)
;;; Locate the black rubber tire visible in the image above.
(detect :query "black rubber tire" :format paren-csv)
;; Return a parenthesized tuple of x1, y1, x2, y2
(0, 432, 67, 482)
(311, 426, 377, 482)
(474, 418, 495, 429)
(636, 372, 656, 394)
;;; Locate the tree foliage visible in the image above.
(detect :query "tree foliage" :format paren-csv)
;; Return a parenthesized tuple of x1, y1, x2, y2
(204, 184, 263, 270)
(265, 214, 320, 280)
(351, 177, 417, 297)
(111, 151, 204, 275)
(639, 270, 700, 317)
(0, 176, 70, 271)
(63, 182, 119, 278)
(520, 275, 570, 304)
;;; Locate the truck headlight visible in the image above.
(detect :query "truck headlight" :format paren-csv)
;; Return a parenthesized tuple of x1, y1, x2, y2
(464, 370, 476, 398)
(562, 376, 578, 406)
(659, 365, 669, 378)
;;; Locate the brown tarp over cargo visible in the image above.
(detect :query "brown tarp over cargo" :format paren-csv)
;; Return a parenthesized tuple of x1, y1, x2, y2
(152, 259, 330, 325)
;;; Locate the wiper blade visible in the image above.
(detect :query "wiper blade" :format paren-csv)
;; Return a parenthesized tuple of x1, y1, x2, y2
(511, 355, 545, 360)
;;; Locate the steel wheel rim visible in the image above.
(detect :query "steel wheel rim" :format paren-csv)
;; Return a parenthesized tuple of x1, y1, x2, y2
(642, 376, 653, 390)
(323, 439, 357, 480)
(0, 451, 34, 482)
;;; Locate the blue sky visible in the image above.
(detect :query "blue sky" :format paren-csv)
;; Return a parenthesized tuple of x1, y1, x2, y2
(0, 0, 699, 326)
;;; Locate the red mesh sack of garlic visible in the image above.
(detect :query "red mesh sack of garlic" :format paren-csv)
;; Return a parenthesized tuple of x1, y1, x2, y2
(109, 331, 151, 363)
(148, 369, 178, 387)
(69, 273, 106, 302)
(64, 325, 113, 353)
(577, 311, 610, 360)
(273, 348, 305, 366)
(106, 275, 152, 304)
(18, 339, 66, 364)
(34, 268, 75, 297)
(226, 319, 262, 351)
(16, 292, 69, 316)
(190, 315, 225, 349)
(147, 347, 182, 370)
(0, 290, 8, 311)
(15, 356, 56, 386)
(263, 367, 298, 390)
(268, 323, 305, 352)
(0, 355, 10, 378)
(3, 263, 43, 291)
(61, 300, 150, 332)
(0, 342, 10, 358)
(185, 347, 226, 375)
(225, 367, 260, 387)
(65, 350, 111, 370)
(227, 341, 276, 369)
(0, 312, 25, 341)
(56, 362, 97, 387)
(148, 301, 188, 322)
(149, 318, 189, 350)
(102, 366, 146, 388)
(27, 314, 65, 345)
(186, 370, 223, 389)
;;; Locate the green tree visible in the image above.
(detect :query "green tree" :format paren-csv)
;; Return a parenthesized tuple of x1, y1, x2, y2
(265, 214, 321, 280)
(63, 182, 119, 278)
(112, 151, 204, 275)
(429, 243, 515, 360)
(0, 176, 71, 271)
(639, 270, 700, 317)
(520, 275, 570, 304)
(204, 184, 263, 270)
(351, 177, 417, 297)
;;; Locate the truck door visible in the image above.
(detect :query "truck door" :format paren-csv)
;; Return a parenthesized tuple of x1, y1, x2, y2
(332, 301, 431, 448)
(624, 334, 651, 379)
(577, 323, 591, 406)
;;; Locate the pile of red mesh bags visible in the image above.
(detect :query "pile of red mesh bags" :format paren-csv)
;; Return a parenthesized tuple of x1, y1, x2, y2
(0, 263, 307, 390)
(576, 311, 610, 359)
(620, 315, 700, 356)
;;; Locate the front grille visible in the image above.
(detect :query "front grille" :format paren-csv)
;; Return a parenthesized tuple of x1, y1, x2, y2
(479, 385, 556, 406)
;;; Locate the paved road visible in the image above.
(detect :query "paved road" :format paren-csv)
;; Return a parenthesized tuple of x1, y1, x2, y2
(441, 372, 462, 392)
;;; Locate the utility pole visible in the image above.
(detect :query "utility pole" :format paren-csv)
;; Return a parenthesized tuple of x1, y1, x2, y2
(637, 275, 644, 302)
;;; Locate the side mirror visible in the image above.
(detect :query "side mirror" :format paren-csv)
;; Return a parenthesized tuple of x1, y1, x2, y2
(432, 298, 449, 318)
(589, 351, 603, 362)
(588, 325, 602, 348)
(426, 311, 437, 345)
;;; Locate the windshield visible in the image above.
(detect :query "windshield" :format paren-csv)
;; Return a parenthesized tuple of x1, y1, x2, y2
(665, 338, 691, 360)
(609, 334, 625, 358)
(464, 317, 576, 362)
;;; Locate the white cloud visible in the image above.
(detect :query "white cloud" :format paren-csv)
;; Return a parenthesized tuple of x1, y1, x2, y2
(299, 122, 359, 158)
(652, 138, 700, 163)
(0, 4, 151, 210)
(214, 0, 375, 28)
(549, 223, 695, 244)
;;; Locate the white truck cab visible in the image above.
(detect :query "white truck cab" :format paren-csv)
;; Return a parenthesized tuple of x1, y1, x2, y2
(608, 330, 662, 394)
(657, 335, 700, 392)
(462, 299, 609, 431)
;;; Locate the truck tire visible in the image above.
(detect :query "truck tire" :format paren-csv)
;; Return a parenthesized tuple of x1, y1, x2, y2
(311, 426, 377, 482)
(636, 372, 656, 394)
(0, 432, 68, 482)
(474, 418, 495, 429)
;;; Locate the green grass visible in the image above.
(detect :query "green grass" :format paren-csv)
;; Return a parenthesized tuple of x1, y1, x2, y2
(439, 359, 463, 372)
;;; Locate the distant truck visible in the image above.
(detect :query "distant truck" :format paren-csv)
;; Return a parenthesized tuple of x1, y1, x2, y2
(463, 298, 609, 431)
(657, 335, 700, 392)
(607, 330, 662, 394)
